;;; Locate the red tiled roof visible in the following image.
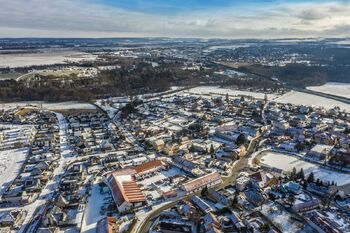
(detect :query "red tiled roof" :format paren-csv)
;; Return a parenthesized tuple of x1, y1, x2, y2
(135, 160, 163, 174)
(107, 174, 146, 207)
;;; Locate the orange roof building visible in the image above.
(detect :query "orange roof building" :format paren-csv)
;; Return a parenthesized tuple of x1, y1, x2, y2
(135, 160, 164, 174)
(106, 173, 147, 213)
(104, 160, 167, 213)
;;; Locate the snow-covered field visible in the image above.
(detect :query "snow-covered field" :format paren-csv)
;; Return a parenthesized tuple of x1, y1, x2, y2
(0, 51, 97, 68)
(307, 82, 350, 99)
(260, 152, 350, 186)
(187, 86, 278, 99)
(0, 147, 29, 195)
(276, 91, 350, 112)
(0, 101, 96, 111)
(261, 202, 311, 233)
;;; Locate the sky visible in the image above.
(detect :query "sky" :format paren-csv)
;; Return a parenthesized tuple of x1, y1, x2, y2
(0, 0, 349, 38)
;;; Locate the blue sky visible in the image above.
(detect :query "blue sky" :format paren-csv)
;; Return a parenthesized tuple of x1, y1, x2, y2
(93, 0, 331, 13)
(0, 0, 349, 38)
(94, 0, 241, 13)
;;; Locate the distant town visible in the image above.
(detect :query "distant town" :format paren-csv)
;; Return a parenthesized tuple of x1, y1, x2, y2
(0, 38, 349, 233)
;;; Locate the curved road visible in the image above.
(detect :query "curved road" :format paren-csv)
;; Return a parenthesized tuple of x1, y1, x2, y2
(134, 135, 261, 233)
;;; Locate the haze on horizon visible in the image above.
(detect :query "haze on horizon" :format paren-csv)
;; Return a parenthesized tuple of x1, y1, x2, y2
(0, 0, 350, 39)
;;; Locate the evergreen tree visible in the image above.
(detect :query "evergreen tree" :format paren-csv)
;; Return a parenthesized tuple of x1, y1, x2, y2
(290, 167, 297, 180)
(236, 133, 246, 146)
(210, 144, 215, 154)
(302, 181, 308, 189)
(316, 178, 321, 186)
(297, 168, 305, 180)
(189, 145, 195, 153)
(201, 186, 208, 196)
(307, 172, 315, 183)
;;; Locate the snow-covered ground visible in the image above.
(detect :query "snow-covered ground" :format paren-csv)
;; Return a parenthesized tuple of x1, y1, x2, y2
(307, 82, 350, 99)
(0, 147, 29, 195)
(81, 181, 107, 233)
(276, 91, 350, 112)
(0, 124, 34, 196)
(0, 101, 96, 111)
(261, 202, 312, 233)
(187, 86, 278, 99)
(260, 152, 350, 186)
(0, 51, 97, 68)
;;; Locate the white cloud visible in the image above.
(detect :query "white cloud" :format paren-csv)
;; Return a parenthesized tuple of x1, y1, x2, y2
(0, 0, 349, 38)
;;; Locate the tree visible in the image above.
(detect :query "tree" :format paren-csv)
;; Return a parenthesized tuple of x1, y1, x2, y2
(295, 143, 305, 153)
(290, 167, 297, 181)
(232, 195, 238, 208)
(297, 168, 305, 180)
(201, 186, 208, 196)
(287, 194, 296, 206)
(210, 144, 215, 154)
(236, 133, 246, 146)
(260, 223, 270, 232)
(189, 145, 195, 153)
(302, 180, 308, 189)
(306, 172, 315, 184)
(225, 93, 229, 103)
(316, 178, 321, 186)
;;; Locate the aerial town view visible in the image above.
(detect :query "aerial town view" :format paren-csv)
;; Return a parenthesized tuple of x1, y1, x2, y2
(0, 1, 350, 233)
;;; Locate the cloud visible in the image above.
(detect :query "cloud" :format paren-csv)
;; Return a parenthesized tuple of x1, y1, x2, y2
(0, 0, 349, 38)
(297, 10, 329, 21)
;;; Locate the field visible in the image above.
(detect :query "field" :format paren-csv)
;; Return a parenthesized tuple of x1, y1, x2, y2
(0, 148, 29, 195)
(259, 151, 350, 186)
(0, 51, 97, 68)
(0, 101, 96, 111)
(307, 82, 350, 99)
(0, 72, 23, 80)
(276, 91, 350, 112)
(187, 86, 278, 99)
(0, 125, 33, 195)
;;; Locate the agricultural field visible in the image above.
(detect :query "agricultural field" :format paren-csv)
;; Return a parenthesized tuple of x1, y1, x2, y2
(187, 86, 278, 99)
(0, 101, 96, 111)
(307, 82, 350, 99)
(0, 51, 97, 68)
(276, 91, 350, 112)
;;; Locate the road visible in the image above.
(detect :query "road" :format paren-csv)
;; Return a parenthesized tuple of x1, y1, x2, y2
(133, 134, 262, 233)
(19, 112, 75, 233)
(112, 117, 145, 151)
(215, 61, 350, 105)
